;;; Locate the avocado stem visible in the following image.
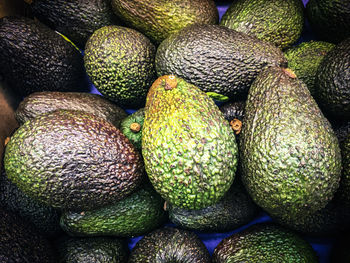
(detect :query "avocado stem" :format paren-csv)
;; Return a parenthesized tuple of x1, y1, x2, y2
(230, 119, 242, 135)
(130, 122, 141, 133)
(4, 137, 10, 146)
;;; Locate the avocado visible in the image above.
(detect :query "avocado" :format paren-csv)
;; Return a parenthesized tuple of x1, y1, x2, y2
(220, 0, 304, 49)
(128, 227, 211, 263)
(30, 0, 120, 48)
(0, 207, 56, 262)
(55, 236, 129, 263)
(60, 184, 167, 238)
(337, 131, 350, 207)
(155, 24, 287, 100)
(168, 180, 260, 232)
(315, 37, 350, 121)
(212, 223, 318, 262)
(110, 0, 218, 45)
(84, 25, 157, 108)
(15, 91, 128, 128)
(0, 169, 62, 238)
(306, 0, 350, 43)
(4, 109, 144, 211)
(240, 66, 341, 221)
(142, 75, 238, 210)
(0, 16, 87, 97)
(120, 108, 145, 151)
(284, 40, 335, 97)
(219, 100, 245, 136)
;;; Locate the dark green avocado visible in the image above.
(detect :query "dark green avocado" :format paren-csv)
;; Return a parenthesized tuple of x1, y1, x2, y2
(30, 0, 120, 48)
(0, 16, 87, 97)
(4, 109, 144, 211)
(155, 24, 287, 100)
(128, 227, 211, 263)
(15, 91, 127, 128)
(120, 108, 145, 151)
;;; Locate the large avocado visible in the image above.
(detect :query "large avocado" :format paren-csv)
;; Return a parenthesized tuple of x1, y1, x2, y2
(240, 66, 341, 221)
(4, 109, 144, 211)
(142, 75, 238, 210)
(155, 24, 287, 100)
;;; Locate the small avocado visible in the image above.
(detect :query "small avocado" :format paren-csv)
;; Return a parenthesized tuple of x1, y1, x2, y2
(120, 108, 145, 151)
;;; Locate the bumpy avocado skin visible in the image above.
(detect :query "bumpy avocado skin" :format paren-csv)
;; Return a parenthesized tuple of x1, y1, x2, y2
(120, 108, 145, 151)
(315, 37, 350, 121)
(212, 223, 318, 263)
(0, 16, 87, 97)
(60, 185, 167, 237)
(30, 0, 120, 48)
(111, 0, 218, 45)
(15, 91, 127, 128)
(156, 24, 287, 100)
(4, 110, 144, 211)
(284, 41, 335, 97)
(128, 227, 211, 263)
(240, 66, 341, 221)
(84, 25, 156, 108)
(220, 0, 304, 49)
(142, 75, 238, 210)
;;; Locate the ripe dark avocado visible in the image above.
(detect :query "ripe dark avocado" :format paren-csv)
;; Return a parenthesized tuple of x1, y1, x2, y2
(84, 25, 157, 108)
(220, 0, 304, 49)
(128, 227, 211, 263)
(156, 24, 287, 100)
(212, 223, 318, 262)
(120, 108, 145, 151)
(240, 66, 341, 221)
(15, 91, 127, 128)
(315, 37, 350, 121)
(111, 0, 218, 45)
(30, 0, 120, 48)
(60, 184, 167, 238)
(4, 109, 144, 211)
(219, 100, 245, 137)
(0, 16, 87, 97)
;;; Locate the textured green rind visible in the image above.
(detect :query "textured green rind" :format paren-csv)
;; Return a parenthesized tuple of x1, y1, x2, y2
(55, 236, 128, 263)
(306, 0, 350, 43)
(212, 223, 318, 263)
(220, 0, 304, 49)
(111, 0, 218, 45)
(240, 66, 341, 220)
(168, 181, 260, 232)
(120, 108, 145, 151)
(84, 25, 156, 108)
(338, 132, 350, 207)
(31, 0, 120, 48)
(142, 76, 238, 210)
(0, 16, 87, 97)
(155, 24, 287, 99)
(4, 109, 144, 211)
(60, 185, 167, 237)
(284, 41, 335, 97)
(128, 227, 211, 263)
(15, 91, 127, 128)
(315, 37, 350, 121)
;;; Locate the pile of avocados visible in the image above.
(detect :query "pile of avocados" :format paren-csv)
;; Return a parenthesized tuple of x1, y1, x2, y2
(0, 0, 350, 262)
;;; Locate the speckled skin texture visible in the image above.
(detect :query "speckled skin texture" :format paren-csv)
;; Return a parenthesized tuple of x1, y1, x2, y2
(60, 185, 167, 237)
(220, 0, 304, 49)
(284, 40, 335, 97)
(338, 133, 350, 208)
(155, 24, 287, 99)
(56, 236, 128, 263)
(31, 0, 120, 48)
(306, 0, 350, 43)
(240, 66, 341, 221)
(128, 227, 211, 263)
(15, 91, 128, 128)
(111, 0, 218, 45)
(4, 110, 144, 211)
(212, 223, 318, 262)
(0, 16, 87, 97)
(84, 25, 156, 108)
(315, 37, 350, 121)
(120, 108, 145, 151)
(142, 75, 238, 210)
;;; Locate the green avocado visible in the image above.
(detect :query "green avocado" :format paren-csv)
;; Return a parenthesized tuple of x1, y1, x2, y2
(4, 109, 144, 211)
(142, 75, 238, 210)
(120, 108, 145, 151)
(220, 0, 304, 49)
(240, 66, 341, 221)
